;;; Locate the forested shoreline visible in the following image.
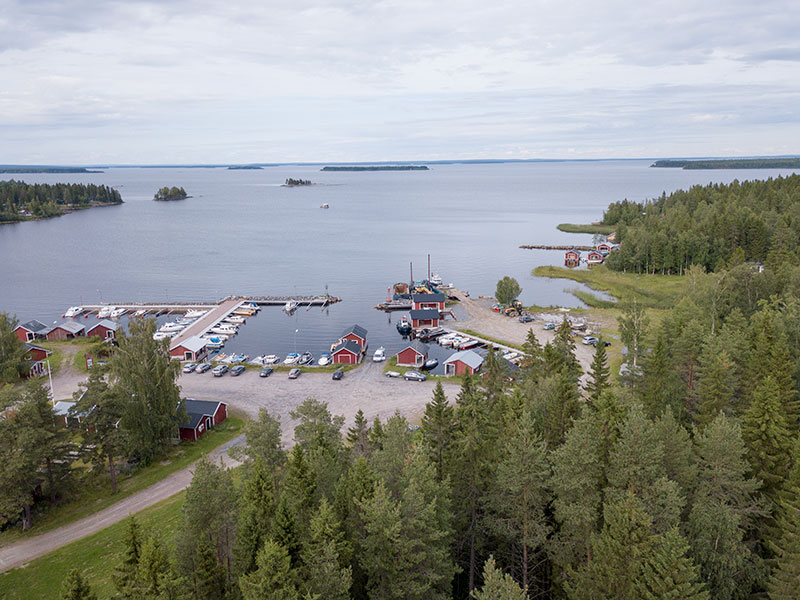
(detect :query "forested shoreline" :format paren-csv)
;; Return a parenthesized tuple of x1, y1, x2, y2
(0, 180, 122, 222)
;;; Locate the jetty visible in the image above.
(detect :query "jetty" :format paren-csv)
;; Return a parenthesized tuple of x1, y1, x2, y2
(74, 295, 340, 316)
(519, 244, 594, 251)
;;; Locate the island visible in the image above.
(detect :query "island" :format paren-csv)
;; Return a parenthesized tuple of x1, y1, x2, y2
(320, 165, 429, 172)
(556, 223, 615, 234)
(651, 158, 800, 169)
(227, 165, 263, 170)
(153, 186, 188, 201)
(0, 180, 122, 223)
(282, 178, 313, 187)
(0, 167, 103, 173)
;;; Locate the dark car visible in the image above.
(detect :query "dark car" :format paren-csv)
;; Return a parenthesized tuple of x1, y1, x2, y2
(212, 365, 228, 377)
(332, 369, 344, 380)
(404, 370, 427, 382)
(196, 363, 212, 373)
(518, 315, 534, 323)
(260, 366, 274, 378)
(230, 365, 246, 376)
(288, 368, 301, 379)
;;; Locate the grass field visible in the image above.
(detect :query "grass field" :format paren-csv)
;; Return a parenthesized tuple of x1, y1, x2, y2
(0, 494, 185, 600)
(0, 416, 243, 546)
(533, 265, 686, 309)
(556, 223, 615, 234)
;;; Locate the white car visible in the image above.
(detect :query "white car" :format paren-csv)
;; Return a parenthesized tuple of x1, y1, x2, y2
(372, 347, 387, 362)
(582, 336, 599, 345)
(385, 370, 401, 378)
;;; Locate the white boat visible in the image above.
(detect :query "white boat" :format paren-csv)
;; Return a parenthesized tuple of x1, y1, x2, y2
(317, 353, 332, 366)
(283, 353, 300, 365)
(153, 332, 172, 340)
(249, 355, 267, 365)
(64, 306, 83, 318)
(184, 309, 208, 319)
(225, 315, 246, 324)
(244, 302, 260, 312)
(263, 354, 281, 365)
(202, 338, 225, 349)
(133, 309, 147, 317)
(109, 307, 126, 318)
(283, 300, 298, 314)
(429, 273, 443, 285)
(320, 203, 330, 209)
(372, 347, 387, 362)
(97, 306, 116, 318)
(159, 322, 185, 333)
(216, 323, 239, 333)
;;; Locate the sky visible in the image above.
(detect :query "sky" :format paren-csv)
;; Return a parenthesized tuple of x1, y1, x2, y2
(1, 0, 799, 164)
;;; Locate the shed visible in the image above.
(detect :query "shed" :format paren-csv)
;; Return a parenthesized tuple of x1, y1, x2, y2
(411, 293, 446, 311)
(587, 250, 604, 265)
(339, 324, 368, 350)
(564, 249, 580, 265)
(444, 350, 484, 376)
(87, 319, 120, 341)
(179, 398, 228, 441)
(396, 340, 429, 367)
(597, 242, 612, 255)
(15, 320, 48, 342)
(410, 309, 440, 329)
(332, 339, 362, 365)
(43, 321, 85, 341)
(24, 343, 51, 378)
(170, 336, 208, 362)
(53, 400, 89, 427)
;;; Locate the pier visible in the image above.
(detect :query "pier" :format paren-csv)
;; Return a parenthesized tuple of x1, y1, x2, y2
(73, 295, 340, 317)
(170, 298, 245, 348)
(519, 244, 594, 251)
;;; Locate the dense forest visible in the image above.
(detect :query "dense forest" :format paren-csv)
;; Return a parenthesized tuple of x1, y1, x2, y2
(652, 158, 800, 169)
(0, 180, 122, 222)
(602, 174, 800, 274)
(153, 186, 188, 201)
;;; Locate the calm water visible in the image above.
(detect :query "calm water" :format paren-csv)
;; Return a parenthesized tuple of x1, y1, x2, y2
(2, 161, 797, 358)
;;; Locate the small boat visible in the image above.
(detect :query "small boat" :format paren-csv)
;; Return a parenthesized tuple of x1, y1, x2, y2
(283, 301, 298, 314)
(97, 306, 115, 318)
(396, 316, 412, 335)
(249, 355, 267, 365)
(263, 354, 281, 365)
(233, 307, 257, 316)
(320, 203, 330, 209)
(109, 307, 127, 318)
(372, 347, 387, 362)
(230, 354, 249, 364)
(176, 317, 196, 325)
(283, 353, 300, 365)
(429, 273, 443, 286)
(244, 302, 260, 312)
(210, 327, 237, 335)
(202, 337, 225, 349)
(213, 323, 238, 333)
(64, 306, 83, 318)
(152, 332, 171, 341)
(317, 353, 332, 366)
(133, 308, 148, 317)
(159, 322, 185, 333)
(422, 358, 439, 370)
(458, 339, 481, 351)
(297, 351, 314, 365)
(225, 315, 246, 324)
(184, 309, 208, 319)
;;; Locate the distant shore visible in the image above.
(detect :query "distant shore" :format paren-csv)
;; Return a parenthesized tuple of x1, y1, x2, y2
(321, 165, 429, 172)
(0, 167, 104, 174)
(652, 158, 800, 170)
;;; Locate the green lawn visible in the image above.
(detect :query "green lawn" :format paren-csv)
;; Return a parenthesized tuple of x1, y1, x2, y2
(0, 416, 243, 546)
(0, 493, 185, 600)
(556, 223, 615, 234)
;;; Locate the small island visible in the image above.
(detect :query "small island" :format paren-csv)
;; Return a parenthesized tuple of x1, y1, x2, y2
(651, 158, 800, 170)
(153, 186, 189, 201)
(0, 166, 103, 174)
(282, 178, 313, 187)
(321, 165, 429, 172)
(228, 165, 263, 170)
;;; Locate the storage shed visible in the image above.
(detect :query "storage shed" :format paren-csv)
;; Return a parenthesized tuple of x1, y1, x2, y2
(43, 321, 85, 341)
(444, 350, 484, 376)
(396, 340, 429, 367)
(87, 319, 120, 341)
(410, 309, 440, 329)
(340, 324, 368, 350)
(15, 320, 48, 342)
(411, 293, 446, 312)
(332, 339, 362, 364)
(169, 336, 208, 362)
(179, 398, 228, 441)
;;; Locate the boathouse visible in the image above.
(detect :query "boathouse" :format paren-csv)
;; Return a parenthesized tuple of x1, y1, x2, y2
(332, 339, 362, 364)
(340, 324, 368, 351)
(169, 336, 208, 362)
(396, 340, 429, 367)
(564, 249, 580, 265)
(587, 250, 604, 265)
(24, 343, 51, 377)
(444, 350, 484, 376)
(179, 398, 228, 441)
(43, 321, 85, 341)
(597, 242, 612, 254)
(15, 320, 48, 342)
(411, 293, 446, 312)
(87, 319, 120, 341)
(410, 309, 440, 329)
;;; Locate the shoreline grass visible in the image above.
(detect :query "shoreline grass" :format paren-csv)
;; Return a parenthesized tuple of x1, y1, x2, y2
(557, 223, 615, 234)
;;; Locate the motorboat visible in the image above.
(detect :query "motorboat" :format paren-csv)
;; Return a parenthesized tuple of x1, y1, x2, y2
(109, 307, 126, 318)
(97, 306, 116, 318)
(320, 203, 330, 209)
(396, 316, 412, 335)
(317, 353, 332, 366)
(263, 354, 281, 365)
(184, 309, 208, 319)
(429, 273, 443, 286)
(159, 322, 185, 333)
(64, 306, 83, 318)
(249, 355, 267, 365)
(438, 334, 459, 347)
(234, 307, 257, 316)
(152, 332, 171, 341)
(176, 317, 196, 326)
(202, 337, 225, 349)
(230, 354, 249, 364)
(244, 302, 260, 312)
(422, 358, 439, 370)
(225, 315, 246, 324)
(372, 347, 387, 362)
(457, 339, 481, 351)
(283, 353, 300, 365)
(283, 300, 298, 314)
(297, 351, 314, 365)
(133, 309, 148, 317)
(211, 323, 238, 334)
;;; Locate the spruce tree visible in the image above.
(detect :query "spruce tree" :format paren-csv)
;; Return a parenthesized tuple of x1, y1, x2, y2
(192, 535, 228, 600)
(585, 337, 609, 405)
(239, 540, 300, 600)
(520, 328, 545, 383)
(420, 382, 455, 481)
(767, 480, 800, 599)
(634, 527, 710, 600)
(471, 557, 527, 600)
(234, 457, 277, 576)
(60, 568, 98, 600)
(301, 498, 352, 600)
(231, 408, 285, 472)
(346, 409, 370, 457)
(134, 535, 174, 599)
(272, 494, 302, 569)
(114, 516, 142, 598)
(694, 340, 736, 428)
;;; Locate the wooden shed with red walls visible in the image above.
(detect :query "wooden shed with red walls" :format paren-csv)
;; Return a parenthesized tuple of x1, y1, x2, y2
(564, 249, 580, 265)
(339, 324, 368, 351)
(410, 309, 440, 329)
(179, 398, 228, 441)
(396, 340, 429, 367)
(444, 350, 484, 376)
(15, 320, 48, 342)
(411, 293, 446, 312)
(43, 321, 85, 341)
(24, 343, 51, 378)
(587, 250, 604, 265)
(169, 336, 208, 362)
(87, 319, 120, 341)
(332, 339, 362, 364)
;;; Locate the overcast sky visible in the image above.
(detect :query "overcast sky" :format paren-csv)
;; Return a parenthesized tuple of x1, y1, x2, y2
(1, 0, 799, 163)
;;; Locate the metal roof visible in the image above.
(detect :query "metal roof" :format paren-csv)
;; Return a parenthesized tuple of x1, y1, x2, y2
(400, 339, 429, 355)
(341, 324, 368, 339)
(171, 336, 207, 353)
(444, 349, 484, 370)
(410, 309, 440, 320)
(88, 319, 120, 332)
(333, 339, 362, 355)
(411, 293, 446, 303)
(46, 321, 85, 335)
(18, 319, 48, 333)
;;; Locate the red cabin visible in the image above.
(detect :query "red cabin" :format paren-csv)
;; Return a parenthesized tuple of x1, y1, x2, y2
(396, 340, 429, 367)
(587, 250, 604, 265)
(169, 336, 208, 362)
(15, 320, 48, 342)
(564, 249, 580, 265)
(179, 398, 228, 441)
(24, 343, 51, 378)
(87, 319, 120, 341)
(444, 350, 484, 376)
(410, 309, 440, 329)
(411, 293, 446, 312)
(332, 339, 362, 364)
(597, 242, 612, 254)
(339, 324, 368, 351)
(43, 321, 85, 341)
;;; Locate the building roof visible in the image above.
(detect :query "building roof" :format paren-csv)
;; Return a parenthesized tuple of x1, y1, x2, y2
(411, 293, 446, 304)
(341, 324, 368, 340)
(171, 336, 207, 353)
(180, 398, 225, 429)
(18, 319, 48, 333)
(25, 343, 52, 355)
(53, 401, 76, 417)
(400, 340, 429, 356)
(88, 319, 120, 333)
(332, 339, 362, 355)
(46, 321, 85, 335)
(444, 349, 484, 370)
(410, 309, 440, 320)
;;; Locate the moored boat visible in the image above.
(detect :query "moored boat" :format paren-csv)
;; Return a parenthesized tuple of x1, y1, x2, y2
(283, 353, 300, 365)
(133, 308, 148, 317)
(97, 306, 116, 318)
(396, 316, 412, 334)
(283, 300, 298, 314)
(184, 309, 208, 319)
(263, 354, 281, 365)
(422, 358, 439, 370)
(64, 306, 83, 318)
(317, 353, 332, 366)
(159, 322, 185, 333)
(298, 351, 314, 365)
(109, 307, 126, 318)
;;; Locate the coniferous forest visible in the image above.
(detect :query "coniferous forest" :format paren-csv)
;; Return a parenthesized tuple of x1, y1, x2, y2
(0, 180, 122, 222)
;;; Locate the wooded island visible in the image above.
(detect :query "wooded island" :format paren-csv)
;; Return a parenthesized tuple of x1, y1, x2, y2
(153, 186, 188, 201)
(0, 180, 122, 222)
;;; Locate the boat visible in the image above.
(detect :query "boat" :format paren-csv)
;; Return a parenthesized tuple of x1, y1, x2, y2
(212, 323, 238, 333)
(152, 332, 171, 341)
(317, 352, 332, 366)
(244, 302, 260, 312)
(458, 339, 481, 350)
(298, 351, 314, 365)
(283, 353, 300, 365)
(225, 315, 246, 324)
(159, 322, 185, 333)
(422, 358, 439, 370)
(429, 273, 443, 286)
(210, 326, 237, 335)
(176, 317, 196, 325)
(283, 300, 298, 314)
(97, 306, 116, 318)
(263, 354, 281, 365)
(396, 316, 412, 334)
(202, 337, 226, 349)
(202, 333, 229, 341)
(320, 203, 330, 209)
(109, 307, 126, 318)
(233, 307, 257, 316)
(64, 306, 83, 318)
(372, 347, 386, 362)
(249, 355, 267, 365)
(184, 309, 207, 319)
(133, 308, 148, 317)
(230, 354, 249, 364)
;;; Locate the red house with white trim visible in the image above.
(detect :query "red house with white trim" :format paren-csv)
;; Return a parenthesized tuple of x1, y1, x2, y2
(87, 319, 120, 341)
(444, 350, 484, 376)
(179, 398, 228, 441)
(412, 293, 446, 311)
(396, 340, 429, 367)
(169, 336, 207, 362)
(587, 250, 604, 265)
(15, 320, 48, 342)
(339, 324, 368, 351)
(564, 249, 580, 265)
(43, 321, 85, 341)
(24, 343, 52, 378)
(332, 339, 362, 364)
(597, 242, 612, 254)
(410, 309, 440, 329)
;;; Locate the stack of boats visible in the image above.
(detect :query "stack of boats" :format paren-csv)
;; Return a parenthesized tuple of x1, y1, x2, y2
(437, 332, 482, 351)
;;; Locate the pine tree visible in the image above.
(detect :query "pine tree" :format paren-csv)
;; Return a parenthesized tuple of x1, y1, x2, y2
(60, 568, 98, 600)
(634, 528, 710, 600)
(356, 480, 405, 600)
(585, 338, 609, 405)
(471, 557, 527, 600)
(420, 382, 455, 482)
(301, 498, 352, 600)
(694, 339, 736, 428)
(134, 535, 174, 599)
(114, 516, 142, 598)
(549, 319, 581, 381)
(239, 540, 300, 600)
(367, 416, 385, 453)
(520, 328, 545, 383)
(346, 409, 370, 457)
(640, 327, 676, 416)
(481, 348, 508, 411)
(272, 494, 302, 569)
(767, 480, 800, 599)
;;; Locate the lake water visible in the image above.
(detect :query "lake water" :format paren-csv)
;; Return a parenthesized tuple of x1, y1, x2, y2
(2, 161, 797, 359)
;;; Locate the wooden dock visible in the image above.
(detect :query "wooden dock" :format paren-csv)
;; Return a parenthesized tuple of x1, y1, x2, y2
(170, 298, 245, 348)
(74, 295, 340, 317)
(519, 244, 594, 251)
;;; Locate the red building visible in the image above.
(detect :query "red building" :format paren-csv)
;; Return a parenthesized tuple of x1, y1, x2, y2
(170, 336, 208, 362)
(587, 250, 604, 265)
(15, 320, 48, 342)
(444, 350, 484, 376)
(332, 340, 362, 364)
(24, 343, 51, 378)
(179, 398, 228, 441)
(597, 242, 612, 254)
(564, 249, 580, 265)
(43, 321, 85, 341)
(396, 340, 429, 367)
(87, 319, 120, 341)
(411, 293, 446, 311)
(339, 324, 368, 351)
(410, 309, 440, 329)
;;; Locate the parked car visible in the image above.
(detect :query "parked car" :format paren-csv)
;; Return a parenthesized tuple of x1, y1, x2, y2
(260, 366, 274, 378)
(582, 336, 599, 345)
(385, 370, 401, 378)
(182, 363, 197, 373)
(288, 368, 301, 379)
(518, 315, 534, 323)
(404, 370, 427, 382)
(332, 369, 344, 380)
(543, 322, 557, 330)
(212, 365, 228, 377)
(196, 363, 212, 373)
(230, 365, 246, 376)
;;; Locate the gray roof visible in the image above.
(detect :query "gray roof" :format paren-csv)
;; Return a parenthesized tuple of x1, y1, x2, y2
(341, 324, 368, 339)
(181, 398, 225, 429)
(333, 339, 362, 355)
(25, 342, 51, 355)
(171, 336, 207, 353)
(53, 401, 76, 417)
(18, 319, 48, 333)
(46, 321, 85, 335)
(400, 340, 429, 356)
(88, 319, 120, 333)
(444, 350, 484, 370)
(410, 309, 440, 320)
(412, 293, 446, 303)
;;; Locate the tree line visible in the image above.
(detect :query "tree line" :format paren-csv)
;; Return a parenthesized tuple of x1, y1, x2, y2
(0, 180, 122, 222)
(601, 174, 800, 274)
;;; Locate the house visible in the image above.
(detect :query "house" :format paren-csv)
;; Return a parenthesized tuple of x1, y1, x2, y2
(564, 249, 580, 265)
(411, 293, 446, 312)
(169, 336, 207, 362)
(53, 400, 89, 427)
(587, 250, 604, 265)
(339, 324, 368, 351)
(332, 339, 362, 364)
(179, 398, 228, 441)
(87, 319, 120, 341)
(597, 242, 612, 255)
(15, 320, 49, 342)
(444, 350, 484, 376)
(410, 309, 440, 329)
(396, 340, 429, 367)
(43, 321, 85, 341)
(24, 343, 52, 378)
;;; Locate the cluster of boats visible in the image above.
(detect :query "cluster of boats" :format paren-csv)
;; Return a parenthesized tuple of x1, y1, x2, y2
(63, 305, 130, 319)
(152, 309, 211, 340)
(209, 351, 334, 367)
(437, 332, 482, 351)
